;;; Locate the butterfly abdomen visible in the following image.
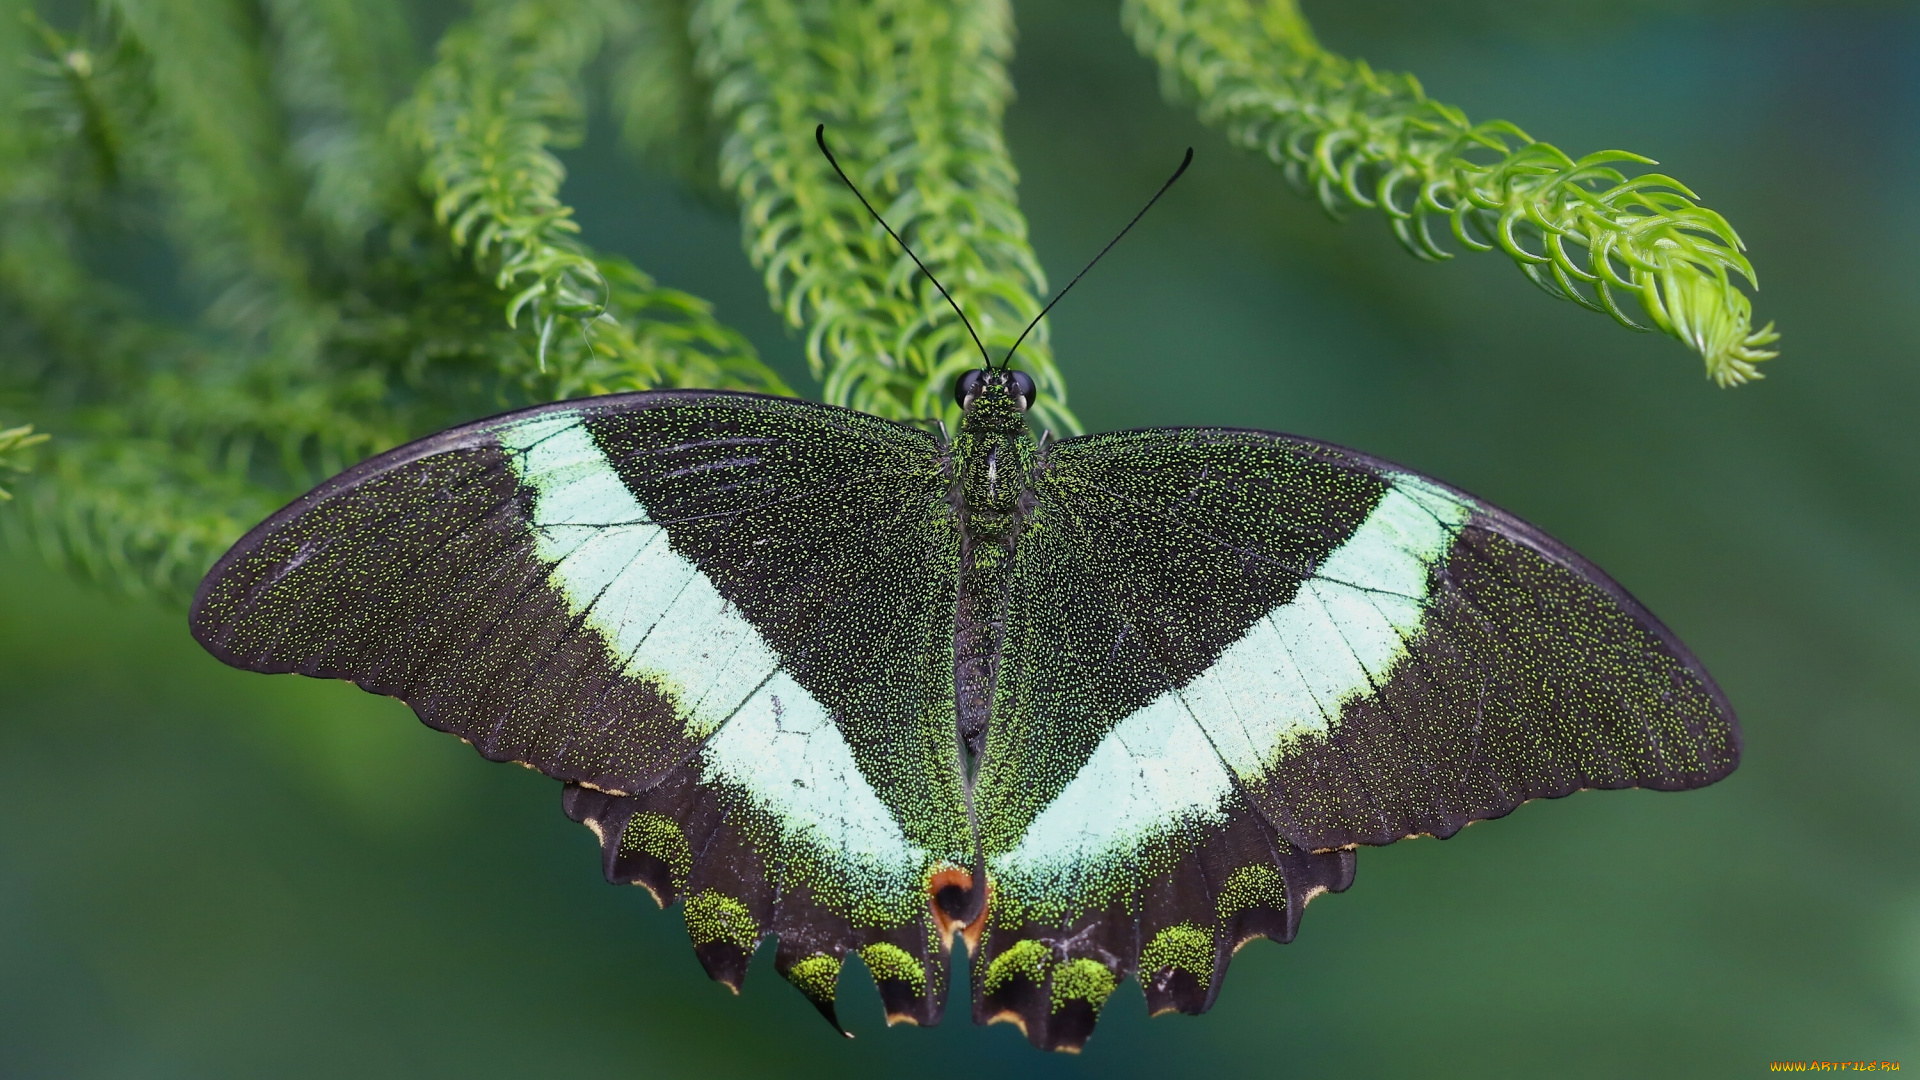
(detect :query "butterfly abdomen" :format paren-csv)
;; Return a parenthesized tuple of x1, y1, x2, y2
(951, 413, 1040, 765)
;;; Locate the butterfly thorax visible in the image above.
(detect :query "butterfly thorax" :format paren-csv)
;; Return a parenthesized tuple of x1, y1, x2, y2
(951, 382, 1038, 774)
(954, 386, 1033, 534)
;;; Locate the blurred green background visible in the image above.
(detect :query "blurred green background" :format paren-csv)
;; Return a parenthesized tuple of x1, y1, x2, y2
(4, 0, 1917, 1075)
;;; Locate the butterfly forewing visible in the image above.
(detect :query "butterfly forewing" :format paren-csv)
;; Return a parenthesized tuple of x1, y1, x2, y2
(970, 425, 1737, 1049)
(191, 392, 972, 1025)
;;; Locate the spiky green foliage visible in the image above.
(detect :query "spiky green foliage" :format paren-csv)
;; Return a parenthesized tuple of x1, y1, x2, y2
(0, 6, 292, 600)
(0, 0, 783, 599)
(0, 425, 48, 500)
(615, 0, 726, 194)
(1124, 0, 1779, 385)
(403, 0, 786, 399)
(1, 0, 1778, 601)
(692, 0, 1078, 435)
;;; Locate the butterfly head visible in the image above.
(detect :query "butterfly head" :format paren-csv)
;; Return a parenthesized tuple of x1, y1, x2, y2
(955, 368, 1035, 432)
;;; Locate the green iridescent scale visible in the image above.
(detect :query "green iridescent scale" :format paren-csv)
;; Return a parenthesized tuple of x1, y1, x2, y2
(191, 381, 1738, 1051)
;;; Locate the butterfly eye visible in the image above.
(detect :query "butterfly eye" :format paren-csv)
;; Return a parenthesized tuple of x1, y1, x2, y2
(1009, 370, 1037, 410)
(954, 369, 989, 407)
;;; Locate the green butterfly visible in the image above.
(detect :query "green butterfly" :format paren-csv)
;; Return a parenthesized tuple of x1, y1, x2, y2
(189, 133, 1738, 1052)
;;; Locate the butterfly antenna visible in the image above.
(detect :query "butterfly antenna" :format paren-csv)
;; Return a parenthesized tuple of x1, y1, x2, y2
(1000, 147, 1193, 371)
(815, 124, 994, 371)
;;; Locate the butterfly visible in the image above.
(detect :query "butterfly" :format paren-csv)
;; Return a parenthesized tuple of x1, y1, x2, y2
(188, 131, 1739, 1052)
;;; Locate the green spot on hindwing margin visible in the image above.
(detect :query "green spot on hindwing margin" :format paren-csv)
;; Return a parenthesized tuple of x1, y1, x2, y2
(858, 943, 927, 994)
(785, 954, 841, 1004)
(1050, 958, 1118, 1014)
(1140, 923, 1215, 989)
(1216, 864, 1286, 921)
(684, 890, 758, 949)
(619, 812, 692, 891)
(984, 938, 1050, 993)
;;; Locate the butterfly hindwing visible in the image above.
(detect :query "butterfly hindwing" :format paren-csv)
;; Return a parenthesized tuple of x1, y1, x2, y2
(191, 392, 971, 1024)
(974, 788, 1355, 1050)
(565, 779, 953, 1031)
(972, 425, 1736, 1048)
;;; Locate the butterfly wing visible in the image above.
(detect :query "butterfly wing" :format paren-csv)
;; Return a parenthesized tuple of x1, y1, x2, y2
(191, 391, 971, 1028)
(972, 426, 1738, 1049)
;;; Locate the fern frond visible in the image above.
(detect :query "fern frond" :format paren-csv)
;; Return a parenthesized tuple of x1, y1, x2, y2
(0, 424, 50, 501)
(1, 434, 282, 601)
(108, 0, 317, 312)
(613, 0, 724, 193)
(691, 0, 1079, 433)
(1123, 0, 1780, 385)
(1, 10, 413, 591)
(403, 0, 789, 398)
(15, 10, 150, 200)
(261, 0, 418, 248)
(97, 0, 407, 498)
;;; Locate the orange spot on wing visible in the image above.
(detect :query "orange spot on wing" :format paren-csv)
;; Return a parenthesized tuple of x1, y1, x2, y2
(926, 864, 991, 954)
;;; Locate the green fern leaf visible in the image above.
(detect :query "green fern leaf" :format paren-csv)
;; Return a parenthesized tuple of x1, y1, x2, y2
(403, 0, 790, 398)
(690, 0, 1079, 433)
(0, 424, 50, 502)
(1123, 0, 1779, 384)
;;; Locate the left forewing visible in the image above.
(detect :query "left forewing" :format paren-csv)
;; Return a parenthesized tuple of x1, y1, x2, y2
(191, 391, 975, 1029)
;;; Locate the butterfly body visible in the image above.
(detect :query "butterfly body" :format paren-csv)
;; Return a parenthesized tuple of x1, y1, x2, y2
(952, 375, 1039, 767)
(191, 382, 1737, 1051)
